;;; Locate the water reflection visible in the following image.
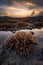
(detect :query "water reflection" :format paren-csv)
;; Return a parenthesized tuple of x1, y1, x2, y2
(0, 31, 12, 46)
(32, 28, 43, 48)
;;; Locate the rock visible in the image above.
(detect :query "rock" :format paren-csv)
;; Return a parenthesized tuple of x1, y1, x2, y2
(36, 48, 43, 60)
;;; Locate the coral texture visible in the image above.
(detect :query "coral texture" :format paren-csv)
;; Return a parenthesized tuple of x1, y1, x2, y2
(6, 30, 37, 56)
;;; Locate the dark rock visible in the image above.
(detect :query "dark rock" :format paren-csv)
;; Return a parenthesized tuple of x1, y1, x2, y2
(36, 48, 43, 60)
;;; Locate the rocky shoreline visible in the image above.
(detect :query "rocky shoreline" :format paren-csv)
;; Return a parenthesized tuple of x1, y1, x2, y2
(0, 16, 43, 31)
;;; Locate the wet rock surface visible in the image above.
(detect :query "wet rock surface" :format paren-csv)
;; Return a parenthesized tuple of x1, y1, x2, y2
(0, 46, 43, 65)
(36, 48, 43, 60)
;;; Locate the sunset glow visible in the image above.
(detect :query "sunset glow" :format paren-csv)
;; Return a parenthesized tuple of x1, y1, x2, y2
(0, 0, 43, 18)
(6, 7, 33, 17)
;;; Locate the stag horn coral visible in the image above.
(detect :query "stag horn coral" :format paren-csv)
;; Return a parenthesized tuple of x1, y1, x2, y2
(6, 30, 37, 57)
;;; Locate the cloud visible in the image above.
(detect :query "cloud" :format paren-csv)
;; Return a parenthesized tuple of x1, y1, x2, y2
(0, 5, 33, 17)
(26, 0, 43, 6)
(0, 5, 42, 17)
(0, 0, 43, 6)
(0, 0, 43, 17)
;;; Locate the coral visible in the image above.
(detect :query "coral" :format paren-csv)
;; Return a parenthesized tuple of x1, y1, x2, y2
(6, 30, 37, 56)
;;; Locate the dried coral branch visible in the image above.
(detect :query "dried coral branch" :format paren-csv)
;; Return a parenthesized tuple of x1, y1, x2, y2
(6, 30, 37, 57)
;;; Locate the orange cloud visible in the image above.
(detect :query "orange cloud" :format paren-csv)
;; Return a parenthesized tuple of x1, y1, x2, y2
(6, 6, 33, 17)
(0, 2, 43, 18)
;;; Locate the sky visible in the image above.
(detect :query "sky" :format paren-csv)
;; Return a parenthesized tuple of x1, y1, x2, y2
(0, 0, 43, 18)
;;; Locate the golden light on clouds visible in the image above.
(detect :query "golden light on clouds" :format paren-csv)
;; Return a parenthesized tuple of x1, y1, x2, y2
(25, 2, 35, 6)
(6, 7, 33, 17)
(5, 6, 40, 17)
(0, 1, 43, 18)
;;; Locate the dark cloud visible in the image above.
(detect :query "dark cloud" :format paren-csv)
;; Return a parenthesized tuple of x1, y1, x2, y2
(0, 0, 12, 6)
(15, 0, 43, 6)
(27, 0, 43, 6)
(0, 8, 7, 16)
(0, 0, 43, 6)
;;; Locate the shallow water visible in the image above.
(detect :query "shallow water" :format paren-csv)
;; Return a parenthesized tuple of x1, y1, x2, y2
(0, 31, 12, 46)
(32, 28, 43, 48)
